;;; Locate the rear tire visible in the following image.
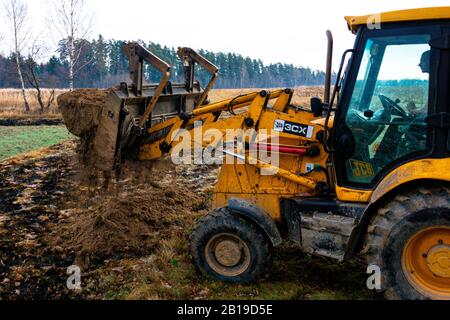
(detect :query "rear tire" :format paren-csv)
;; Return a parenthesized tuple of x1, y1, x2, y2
(365, 185, 450, 300)
(190, 207, 272, 283)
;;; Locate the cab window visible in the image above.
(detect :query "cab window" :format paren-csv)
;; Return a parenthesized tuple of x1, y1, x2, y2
(344, 34, 431, 184)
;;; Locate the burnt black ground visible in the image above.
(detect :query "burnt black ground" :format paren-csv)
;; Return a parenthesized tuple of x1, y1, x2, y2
(0, 118, 64, 126)
(0, 142, 83, 299)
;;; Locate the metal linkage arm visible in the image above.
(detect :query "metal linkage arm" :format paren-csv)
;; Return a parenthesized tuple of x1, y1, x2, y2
(123, 42, 172, 128)
(177, 47, 219, 108)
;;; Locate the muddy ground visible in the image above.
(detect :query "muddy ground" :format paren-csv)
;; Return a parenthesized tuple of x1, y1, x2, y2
(0, 118, 64, 126)
(0, 140, 381, 300)
(0, 140, 210, 299)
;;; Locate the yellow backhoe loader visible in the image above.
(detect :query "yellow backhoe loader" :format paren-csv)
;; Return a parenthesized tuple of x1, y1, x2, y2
(60, 7, 450, 299)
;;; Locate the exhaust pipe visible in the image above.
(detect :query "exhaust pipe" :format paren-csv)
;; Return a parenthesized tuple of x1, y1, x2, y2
(324, 30, 333, 105)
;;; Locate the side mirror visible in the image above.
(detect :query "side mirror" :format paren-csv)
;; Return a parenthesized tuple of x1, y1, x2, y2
(311, 97, 326, 117)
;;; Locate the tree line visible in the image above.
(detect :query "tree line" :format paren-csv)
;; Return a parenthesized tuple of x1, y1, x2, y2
(0, 35, 329, 90)
(1, 0, 329, 113)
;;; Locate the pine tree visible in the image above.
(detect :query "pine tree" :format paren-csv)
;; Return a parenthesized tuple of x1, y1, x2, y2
(0, 37, 329, 90)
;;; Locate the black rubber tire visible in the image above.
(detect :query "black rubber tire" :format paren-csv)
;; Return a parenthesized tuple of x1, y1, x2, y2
(365, 185, 450, 300)
(189, 207, 272, 283)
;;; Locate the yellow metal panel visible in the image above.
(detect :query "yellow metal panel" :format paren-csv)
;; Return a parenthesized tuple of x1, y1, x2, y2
(246, 93, 268, 128)
(215, 165, 245, 194)
(286, 108, 317, 122)
(139, 143, 163, 160)
(273, 90, 293, 112)
(232, 164, 257, 194)
(336, 158, 450, 204)
(371, 158, 450, 203)
(310, 115, 334, 128)
(139, 116, 184, 161)
(345, 7, 450, 33)
(336, 186, 372, 203)
(213, 193, 286, 221)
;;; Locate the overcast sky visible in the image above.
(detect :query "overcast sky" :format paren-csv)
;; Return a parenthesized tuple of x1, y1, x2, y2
(1, 0, 449, 71)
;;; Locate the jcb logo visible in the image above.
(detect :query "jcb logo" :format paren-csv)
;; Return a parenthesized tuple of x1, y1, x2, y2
(274, 120, 314, 138)
(350, 159, 375, 178)
(274, 120, 285, 132)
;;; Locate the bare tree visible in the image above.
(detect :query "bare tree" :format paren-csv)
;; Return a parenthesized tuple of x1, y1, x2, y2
(5, 0, 31, 112)
(25, 41, 55, 113)
(49, 0, 93, 90)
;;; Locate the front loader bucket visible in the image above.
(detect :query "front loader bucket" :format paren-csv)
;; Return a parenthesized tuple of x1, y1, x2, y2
(59, 42, 218, 171)
(87, 92, 125, 171)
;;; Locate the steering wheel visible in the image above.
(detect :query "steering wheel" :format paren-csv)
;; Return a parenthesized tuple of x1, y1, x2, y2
(378, 94, 407, 118)
(366, 95, 406, 145)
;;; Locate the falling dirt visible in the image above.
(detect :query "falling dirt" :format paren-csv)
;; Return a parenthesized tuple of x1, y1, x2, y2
(48, 160, 206, 272)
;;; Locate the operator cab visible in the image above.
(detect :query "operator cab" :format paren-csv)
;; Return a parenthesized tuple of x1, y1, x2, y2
(344, 33, 430, 183)
(333, 11, 450, 188)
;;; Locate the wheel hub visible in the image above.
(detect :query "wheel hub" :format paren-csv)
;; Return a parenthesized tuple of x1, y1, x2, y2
(214, 240, 242, 267)
(402, 226, 450, 299)
(205, 233, 251, 277)
(426, 244, 450, 278)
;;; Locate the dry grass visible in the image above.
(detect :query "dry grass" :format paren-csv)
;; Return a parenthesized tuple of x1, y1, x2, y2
(0, 87, 324, 119)
(209, 86, 324, 107)
(0, 89, 67, 118)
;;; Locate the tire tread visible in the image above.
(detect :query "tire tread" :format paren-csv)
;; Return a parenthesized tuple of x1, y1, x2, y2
(365, 185, 450, 300)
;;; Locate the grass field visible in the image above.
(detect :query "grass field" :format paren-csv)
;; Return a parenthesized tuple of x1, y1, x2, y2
(0, 126, 73, 161)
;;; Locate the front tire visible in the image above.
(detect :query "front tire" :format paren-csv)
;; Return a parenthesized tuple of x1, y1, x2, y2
(189, 207, 272, 283)
(365, 185, 450, 300)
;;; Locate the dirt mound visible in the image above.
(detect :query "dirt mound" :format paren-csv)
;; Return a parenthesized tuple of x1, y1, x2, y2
(58, 89, 109, 137)
(48, 160, 207, 271)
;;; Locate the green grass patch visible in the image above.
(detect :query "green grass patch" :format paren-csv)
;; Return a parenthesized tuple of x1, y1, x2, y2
(0, 125, 73, 160)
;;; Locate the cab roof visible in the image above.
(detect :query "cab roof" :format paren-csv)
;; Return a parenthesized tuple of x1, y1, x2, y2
(345, 7, 450, 33)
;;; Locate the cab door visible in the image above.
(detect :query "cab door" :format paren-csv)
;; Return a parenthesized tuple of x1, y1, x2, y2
(334, 24, 441, 189)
